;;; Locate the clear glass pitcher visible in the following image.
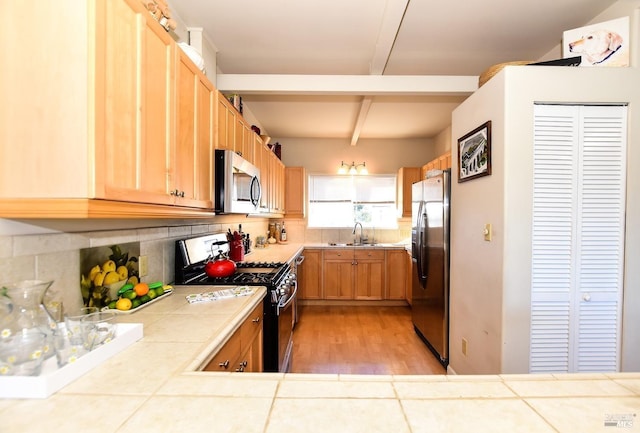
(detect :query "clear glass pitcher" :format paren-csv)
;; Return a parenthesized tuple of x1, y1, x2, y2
(0, 280, 59, 359)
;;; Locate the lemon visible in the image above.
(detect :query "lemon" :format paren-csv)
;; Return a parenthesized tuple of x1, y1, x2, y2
(127, 276, 139, 285)
(147, 289, 158, 300)
(103, 271, 120, 286)
(116, 265, 129, 281)
(102, 260, 116, 273)
(93, 271, 106, 287)
(115, 298, 132, 311)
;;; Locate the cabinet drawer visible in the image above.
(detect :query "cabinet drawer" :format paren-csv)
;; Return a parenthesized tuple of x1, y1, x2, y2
(202, 331, 241, 372)
(354, 249, 385, 260)
(324, 249, 353, 259)
(240, 302, 263, 349)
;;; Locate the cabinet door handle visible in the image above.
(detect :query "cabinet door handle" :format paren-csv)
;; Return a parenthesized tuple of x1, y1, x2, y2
(252, 317, 261, 323)
(219, 360, 230, 369)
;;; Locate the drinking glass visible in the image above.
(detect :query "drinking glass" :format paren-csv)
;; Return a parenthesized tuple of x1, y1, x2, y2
(80, 311, 117, 351)
(0, 330, 47, 376)
(53, 324, 88, 368)
(64, 307, 99, 346)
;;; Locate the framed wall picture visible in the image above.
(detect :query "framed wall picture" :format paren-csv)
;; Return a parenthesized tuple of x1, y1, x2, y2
(458, 121, 491, 183)
(563, 17, 629, 67)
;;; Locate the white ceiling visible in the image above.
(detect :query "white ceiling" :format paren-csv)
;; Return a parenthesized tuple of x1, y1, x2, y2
(169, 0, 617, 143)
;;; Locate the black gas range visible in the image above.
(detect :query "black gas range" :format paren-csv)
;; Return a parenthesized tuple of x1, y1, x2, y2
(174, 233, 296, 372)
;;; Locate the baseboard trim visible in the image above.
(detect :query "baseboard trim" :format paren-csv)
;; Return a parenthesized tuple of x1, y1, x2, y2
(299, 299, 409, 307)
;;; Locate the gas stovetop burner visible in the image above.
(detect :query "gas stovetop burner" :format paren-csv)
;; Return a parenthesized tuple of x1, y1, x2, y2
(175, 234, 291, 286)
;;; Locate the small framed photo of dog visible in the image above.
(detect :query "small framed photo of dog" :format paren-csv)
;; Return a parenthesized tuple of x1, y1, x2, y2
(563, 17, 629, 67)
(458, 121, 491, 183)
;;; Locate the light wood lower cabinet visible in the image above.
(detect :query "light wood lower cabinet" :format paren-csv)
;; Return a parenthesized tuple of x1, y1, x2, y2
(321, 249, 385, 301)
(299, 248, 409, 301)
(298, 249, 323, 299)
(386, 249, 408, 300)
(354, 250, 385, 300)
(203, 302, 263, 372)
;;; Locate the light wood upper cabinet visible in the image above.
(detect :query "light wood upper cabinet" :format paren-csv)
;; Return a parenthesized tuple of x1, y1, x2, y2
(421, 151, 452, 179)
(174, 50, 214, 208)
(285, 167, 306, 218)
(255, 142, 285, 216)
(396, 167, 421, 218)
(216, 94, 236, 152)
(0, 0, 214, 217)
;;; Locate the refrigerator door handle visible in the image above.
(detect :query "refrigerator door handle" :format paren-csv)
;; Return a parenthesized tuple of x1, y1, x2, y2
(423, 210, 429, 280)
(417, 201, 429, 282)
(415, 201, 423, 281)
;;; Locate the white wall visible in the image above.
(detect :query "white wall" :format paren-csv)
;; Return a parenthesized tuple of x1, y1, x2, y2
(450, 65, 640, 374)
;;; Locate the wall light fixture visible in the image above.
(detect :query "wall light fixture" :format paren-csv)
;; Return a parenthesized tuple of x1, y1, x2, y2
(338, 161, 368, 175)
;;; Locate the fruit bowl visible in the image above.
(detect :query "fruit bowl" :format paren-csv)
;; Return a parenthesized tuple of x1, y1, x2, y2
(105, 282, 174, 314)
(106, 280, 127, 299)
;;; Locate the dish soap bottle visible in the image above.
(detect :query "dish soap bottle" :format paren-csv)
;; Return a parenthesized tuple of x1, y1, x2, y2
(280, 221, 287, 242)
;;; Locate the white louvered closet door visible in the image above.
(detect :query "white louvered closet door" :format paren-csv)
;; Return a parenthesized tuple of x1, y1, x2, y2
(530, 104, 627, 373)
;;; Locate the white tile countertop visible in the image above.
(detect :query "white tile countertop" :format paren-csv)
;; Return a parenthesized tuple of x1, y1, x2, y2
(1, 247, 639, 432)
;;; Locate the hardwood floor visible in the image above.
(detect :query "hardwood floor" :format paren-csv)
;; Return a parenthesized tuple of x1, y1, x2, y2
(290, 305, 446, 375)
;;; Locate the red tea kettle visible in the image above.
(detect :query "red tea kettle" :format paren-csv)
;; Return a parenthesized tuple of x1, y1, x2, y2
(204, 250, 236, 278)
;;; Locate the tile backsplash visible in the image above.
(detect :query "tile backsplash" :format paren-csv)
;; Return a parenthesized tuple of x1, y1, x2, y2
(0, 216, 409, 315)
(0, 219, 268, 315)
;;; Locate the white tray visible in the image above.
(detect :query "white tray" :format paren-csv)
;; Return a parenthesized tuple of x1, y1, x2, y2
(109, 289, 173, 314)
(0, 323, 143, 399)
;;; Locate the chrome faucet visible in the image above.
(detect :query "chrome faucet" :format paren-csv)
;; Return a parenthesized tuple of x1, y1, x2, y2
(352, 222, 363, 245)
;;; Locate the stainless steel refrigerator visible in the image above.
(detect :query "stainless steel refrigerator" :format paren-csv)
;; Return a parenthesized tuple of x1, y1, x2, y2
(411, 169, 451, 367)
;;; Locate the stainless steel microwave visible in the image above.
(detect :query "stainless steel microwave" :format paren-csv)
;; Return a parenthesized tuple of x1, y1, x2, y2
(214, 149, 262, 214)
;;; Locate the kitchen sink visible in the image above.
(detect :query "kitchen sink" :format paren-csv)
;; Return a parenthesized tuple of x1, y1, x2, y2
(326, 242, 407, 248)
(327, 242, 377, 247)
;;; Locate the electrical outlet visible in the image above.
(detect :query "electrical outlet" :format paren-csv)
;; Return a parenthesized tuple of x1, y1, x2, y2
(461, 338, 468, 356)
(138, 255, 149, 277)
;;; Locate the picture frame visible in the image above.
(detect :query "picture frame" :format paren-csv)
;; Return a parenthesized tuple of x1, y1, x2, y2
(458, 121, 491, 183)
(562, 17, 629, 67)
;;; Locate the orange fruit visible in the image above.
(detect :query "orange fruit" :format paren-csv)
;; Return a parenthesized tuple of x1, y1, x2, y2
(133, 282, 149, 297)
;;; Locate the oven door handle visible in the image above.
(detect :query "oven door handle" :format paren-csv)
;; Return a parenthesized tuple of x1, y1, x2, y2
(277, 281, 298, 315)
